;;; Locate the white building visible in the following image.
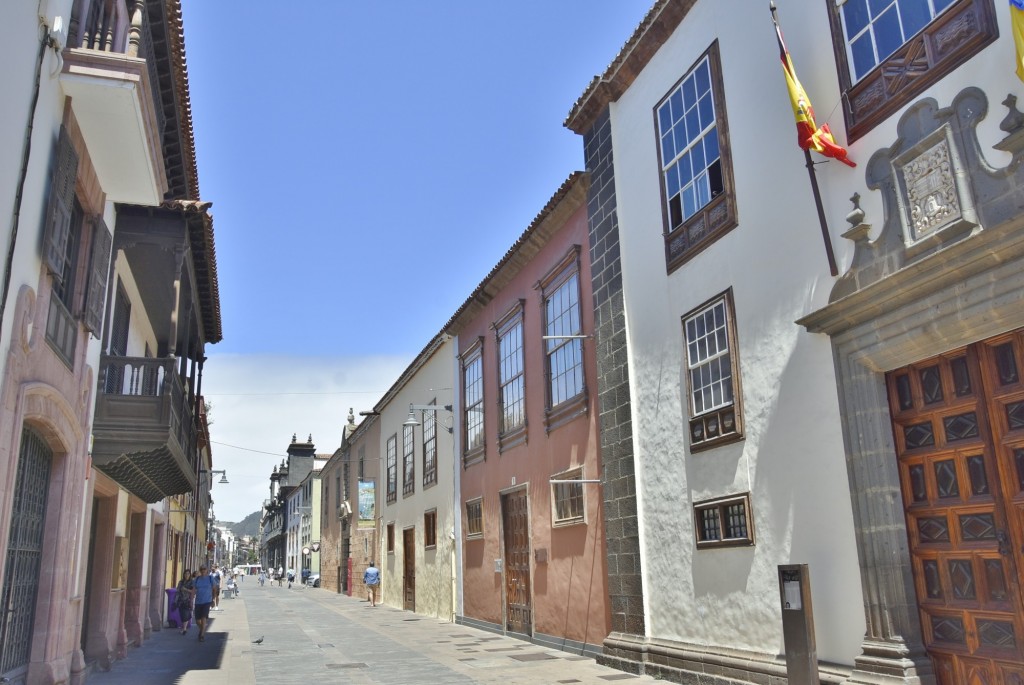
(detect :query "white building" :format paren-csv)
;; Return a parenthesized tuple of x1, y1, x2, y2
(375, 334, 458, 620)
(565, 0, 1024, 682)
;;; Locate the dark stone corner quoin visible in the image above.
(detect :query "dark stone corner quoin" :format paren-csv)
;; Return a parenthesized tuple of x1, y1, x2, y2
(580, 107, 646, 659)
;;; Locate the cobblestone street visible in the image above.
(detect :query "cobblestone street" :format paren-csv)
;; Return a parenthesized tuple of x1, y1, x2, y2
(84, 582, 662, 685)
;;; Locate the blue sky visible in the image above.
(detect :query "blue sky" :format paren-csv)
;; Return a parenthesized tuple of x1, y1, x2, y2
(180, 2, 652, 521)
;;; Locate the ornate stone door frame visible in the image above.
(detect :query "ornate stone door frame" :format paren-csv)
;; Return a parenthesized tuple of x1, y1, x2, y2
(799, 88, 1024, 684)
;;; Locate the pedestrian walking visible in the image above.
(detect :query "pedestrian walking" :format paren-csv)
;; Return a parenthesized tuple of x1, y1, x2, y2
(174, 570, 195, 634)
(363, 561, 380, 607)
(286, 567, 295, 589)
(211, 565, 222, 610)
(258, 570, 266, 586)
(192, 565, 215, 642)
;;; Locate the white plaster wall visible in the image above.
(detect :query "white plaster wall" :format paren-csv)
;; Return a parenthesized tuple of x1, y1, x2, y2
(0, 1, 74, 369)
(110, 252, 158, 357)
(602, 0, 902, 663)
(378, 338, 457, 620)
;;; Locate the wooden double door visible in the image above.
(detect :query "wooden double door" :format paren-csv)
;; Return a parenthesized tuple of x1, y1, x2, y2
(887, 332, 1024, 683)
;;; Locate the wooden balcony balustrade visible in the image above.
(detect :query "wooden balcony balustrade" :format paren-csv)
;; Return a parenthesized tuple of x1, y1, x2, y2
(91, 355, 200, 502)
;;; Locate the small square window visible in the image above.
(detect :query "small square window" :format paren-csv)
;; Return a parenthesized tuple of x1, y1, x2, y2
(466, 498, 483, 538)
(551, 467, 586, 526)
(694, 493, 754, 548)
(424, 510, 437, 548)
(386, 522, 395, 553)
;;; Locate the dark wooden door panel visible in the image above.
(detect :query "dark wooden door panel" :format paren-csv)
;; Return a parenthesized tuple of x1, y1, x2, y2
(501, 490, 531, 636)
(403, 527, 415, 612)
(887, 337, 1024, 681)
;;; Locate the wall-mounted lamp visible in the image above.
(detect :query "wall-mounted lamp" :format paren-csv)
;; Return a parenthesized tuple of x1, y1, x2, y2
(403, 403, 454, 433)
(359, 410, 380, 417)
(201, 469, 229, 484)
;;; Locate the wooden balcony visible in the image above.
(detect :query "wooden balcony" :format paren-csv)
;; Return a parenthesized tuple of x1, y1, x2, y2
(91, 355, 198, 502)
(60, 0, 166, 204)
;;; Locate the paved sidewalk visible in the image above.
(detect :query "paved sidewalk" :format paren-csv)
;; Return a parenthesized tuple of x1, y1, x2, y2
(87, 582, 661, 684)
(83, 598, 255, 685)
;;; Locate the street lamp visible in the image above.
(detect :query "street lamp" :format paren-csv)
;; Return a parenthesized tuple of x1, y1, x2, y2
(211, 469, 228, 484)
(403, 403, 453, 433)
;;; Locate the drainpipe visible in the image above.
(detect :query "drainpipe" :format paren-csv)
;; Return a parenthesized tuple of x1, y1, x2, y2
(1, 15, 62, 343)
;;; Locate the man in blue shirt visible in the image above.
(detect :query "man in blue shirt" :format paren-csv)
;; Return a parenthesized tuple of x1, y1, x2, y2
(192, 565, 215, 642)
(363, 561, 380, 607)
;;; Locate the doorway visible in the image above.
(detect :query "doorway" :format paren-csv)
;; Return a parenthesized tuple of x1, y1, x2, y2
(886, 333, 1024, 682)
(0, 428, 53, 685)
(403, 527, 415, 611)
(501, 488, 532, 636)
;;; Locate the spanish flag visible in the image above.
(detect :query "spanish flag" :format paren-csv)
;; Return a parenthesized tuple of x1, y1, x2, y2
(1012, 0, 1024, 81)
(773, 8, 855, 167)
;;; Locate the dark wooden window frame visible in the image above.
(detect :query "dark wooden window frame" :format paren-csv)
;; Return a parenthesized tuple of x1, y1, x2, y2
(424, 509, 437, 549)
(465, 497, 484, 539)
(462, 338, 485, 467)
(682, 288, 744, 452)
(422, 398, 438, 488)
(694, 492, 755, 549)
(655, 41, 738, 274)
(402, 424, 415, 497)
(386, 434, 398, 504)
(494, 301, 527, 451)
(386, 522, 395, 553)
(826, 0, 997, 143)
(537, 245, 588, 433)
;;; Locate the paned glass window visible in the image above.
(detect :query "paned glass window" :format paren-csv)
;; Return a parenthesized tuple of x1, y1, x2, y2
(695, 494, 754, 547)
(424, 510, 437, 548)
(841, 0, 955, 82)
(386, 435, 397, 504)
(466, 498, 483, 538)
(545, 270, 584, 406)
(423, 403, 437, 486)
(683, 292, 742, 449)
(655, 43, 736, 271)
(658, 55, 722, 231)
(826, 0, 996, 141)
(552, 468, 585, 526)
(498, 315, 525, 434)
(463, 345, 485, 459)
(402, 425, 415, 496)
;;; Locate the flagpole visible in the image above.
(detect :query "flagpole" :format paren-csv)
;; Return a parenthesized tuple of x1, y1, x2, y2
(803, 149, 839, 276)
(771, 1, 840, 276)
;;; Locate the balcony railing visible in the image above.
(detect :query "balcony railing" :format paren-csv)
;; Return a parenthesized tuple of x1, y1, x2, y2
(91, 355, 198, 502)
(62, 0, 166, 205)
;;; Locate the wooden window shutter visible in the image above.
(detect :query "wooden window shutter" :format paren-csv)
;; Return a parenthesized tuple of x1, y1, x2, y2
(43, 126, 80, 280)
(83, 215, 112, 335)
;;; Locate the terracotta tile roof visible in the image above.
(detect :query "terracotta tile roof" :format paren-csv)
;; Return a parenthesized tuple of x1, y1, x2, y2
(442, 171, 589, 336)
(164, 0, 200, 199)
(564, 0, 696, 134)
(162, 199, 222, 343)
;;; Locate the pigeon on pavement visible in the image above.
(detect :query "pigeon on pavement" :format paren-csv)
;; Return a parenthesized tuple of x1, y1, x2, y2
(252, 636, 264, 644)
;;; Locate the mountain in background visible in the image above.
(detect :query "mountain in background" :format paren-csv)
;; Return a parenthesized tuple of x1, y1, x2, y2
(229, 510, 261, 538)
